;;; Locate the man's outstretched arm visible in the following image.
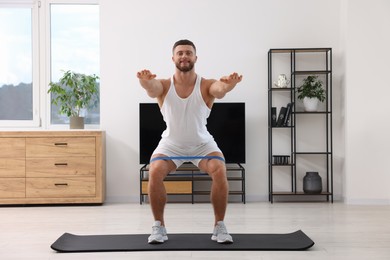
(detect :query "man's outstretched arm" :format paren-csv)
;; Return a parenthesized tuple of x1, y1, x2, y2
(209, 72, 243, 99)
(137, 69, 164, 98)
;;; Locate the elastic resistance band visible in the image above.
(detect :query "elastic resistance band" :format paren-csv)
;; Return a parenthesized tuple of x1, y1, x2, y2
(150, 155, 225, 163)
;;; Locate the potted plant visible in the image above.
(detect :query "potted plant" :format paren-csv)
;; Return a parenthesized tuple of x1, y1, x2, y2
(296, 75, 325, 111)
(48, 70, 99, 129)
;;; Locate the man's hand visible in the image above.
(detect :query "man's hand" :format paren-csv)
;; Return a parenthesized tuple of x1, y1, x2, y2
(137, 69, 163, 98)
(220, 72, 243, 86)
(137, 70, 156, 81)
(209, 72, 243, 99)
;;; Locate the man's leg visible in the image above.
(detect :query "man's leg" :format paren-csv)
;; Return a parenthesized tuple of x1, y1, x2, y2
(148, 155, 176, 225)
(199, 152, 233, 243)
(199, 154, 228, 224)
(147, 155, 176, 243)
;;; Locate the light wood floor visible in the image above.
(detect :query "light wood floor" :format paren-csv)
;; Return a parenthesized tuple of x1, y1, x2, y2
(1, 202, 390, 259)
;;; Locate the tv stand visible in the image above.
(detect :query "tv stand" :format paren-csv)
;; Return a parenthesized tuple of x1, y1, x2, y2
(139, 163, 245, 204)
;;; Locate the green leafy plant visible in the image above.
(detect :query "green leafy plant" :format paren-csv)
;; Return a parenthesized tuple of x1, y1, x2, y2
(297, 75, 325, 102)
(48, 70, 99, 117)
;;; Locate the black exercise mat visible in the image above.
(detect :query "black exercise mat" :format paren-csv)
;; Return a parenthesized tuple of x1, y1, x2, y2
(51, 230, 314, 252)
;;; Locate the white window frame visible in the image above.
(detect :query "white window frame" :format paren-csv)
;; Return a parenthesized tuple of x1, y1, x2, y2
(0, 0, 40, 128)
(44, 0, 99, 129)
(0, 0, 99, 129)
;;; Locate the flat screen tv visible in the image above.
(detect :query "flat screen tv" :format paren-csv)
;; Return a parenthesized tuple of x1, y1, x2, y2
(139, 102, 245, 164)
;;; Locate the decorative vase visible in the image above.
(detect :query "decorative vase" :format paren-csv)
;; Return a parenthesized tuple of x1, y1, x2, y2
(303, 172, 322, 194)
(274, 74, 290, 88)
(303, 97, 319, 112)
(69, 116, 84, 129)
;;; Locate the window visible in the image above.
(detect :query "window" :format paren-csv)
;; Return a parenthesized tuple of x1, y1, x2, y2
(0, 2, 39, 126)
(49, 3, 100, 125)
(0, 0, 99, 128)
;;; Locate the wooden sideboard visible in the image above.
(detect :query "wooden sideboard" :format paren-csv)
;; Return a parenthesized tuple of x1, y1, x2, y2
(0, 131, 105, 205)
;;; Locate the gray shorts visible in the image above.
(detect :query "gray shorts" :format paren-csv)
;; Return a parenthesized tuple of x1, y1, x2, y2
(151, 138, 223, 168)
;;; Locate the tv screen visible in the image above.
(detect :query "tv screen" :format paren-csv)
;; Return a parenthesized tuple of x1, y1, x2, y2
(139, 102, 245, 164)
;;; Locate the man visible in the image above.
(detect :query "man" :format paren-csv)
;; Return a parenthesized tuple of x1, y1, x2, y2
(137, 39, 242, 244)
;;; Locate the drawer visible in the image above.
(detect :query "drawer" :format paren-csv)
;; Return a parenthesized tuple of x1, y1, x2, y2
(26, 177, 96, 198)
(0, 138, 25, 157)
(26, 157, 95, 178)
(0, 178, 26, 198)
(0, 158, 25, 178)
(142, 181, 192, 194)
(26, 137, 95, 157)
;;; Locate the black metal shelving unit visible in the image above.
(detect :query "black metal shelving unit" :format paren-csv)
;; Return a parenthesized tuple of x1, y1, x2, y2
(268, 48, 333, 203)
(140, 163, 245, 204)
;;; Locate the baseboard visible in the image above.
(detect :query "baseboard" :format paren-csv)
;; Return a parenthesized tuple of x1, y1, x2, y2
(344, 198, 390, 205)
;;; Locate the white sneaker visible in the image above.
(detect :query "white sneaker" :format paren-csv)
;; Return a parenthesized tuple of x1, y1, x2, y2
(211, 221, 233, 244)
(148, 221, 168, 244)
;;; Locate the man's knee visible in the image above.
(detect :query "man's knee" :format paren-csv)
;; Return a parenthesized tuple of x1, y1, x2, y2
(149, 161, 175, 182)
(207, 161, 226, 180)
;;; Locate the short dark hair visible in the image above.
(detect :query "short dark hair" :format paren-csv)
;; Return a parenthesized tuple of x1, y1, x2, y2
(172, 39, 196, 53)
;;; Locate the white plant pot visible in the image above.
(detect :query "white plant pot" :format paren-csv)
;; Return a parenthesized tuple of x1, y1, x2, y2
(303, 97, 319, 112)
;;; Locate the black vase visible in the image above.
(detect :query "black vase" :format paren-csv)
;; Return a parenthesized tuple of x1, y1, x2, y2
(303, 172, 322, 194)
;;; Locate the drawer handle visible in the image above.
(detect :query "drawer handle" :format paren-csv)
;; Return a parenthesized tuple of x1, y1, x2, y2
(54, 163, 68, 166)
(54, 142, 68, 146)
(55, 183, 68, 187)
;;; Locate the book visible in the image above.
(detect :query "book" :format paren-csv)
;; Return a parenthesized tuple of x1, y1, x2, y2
(283, 102, 293, 126)
(276, 107, 287, 127)
(271, 107, 277, 126)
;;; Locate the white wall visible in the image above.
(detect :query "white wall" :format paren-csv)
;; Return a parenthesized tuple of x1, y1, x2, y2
(344, 0, 390, 204)
(99, 0, 345, 203)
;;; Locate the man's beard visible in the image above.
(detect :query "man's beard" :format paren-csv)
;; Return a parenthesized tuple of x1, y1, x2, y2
(176, 61, 194, 72)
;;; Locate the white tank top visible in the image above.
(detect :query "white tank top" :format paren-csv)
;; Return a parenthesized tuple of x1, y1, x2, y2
(160, 74, 213, 148)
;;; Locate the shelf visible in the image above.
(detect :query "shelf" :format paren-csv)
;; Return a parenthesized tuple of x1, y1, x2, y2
(293, 70, 331, 75)
(294, 111, 330, 114)
(268, 47, 333, 203)
(142, 176, 244, 182)
(271, 164, 295, 167)
(270, 126, 294, 129)
(140, 163, 245, 204)
(141, 163, 244, 172)
(269, 87, 294, 91)
(295, 152, 331, 155)
(272, 192, 332, 196)
(269, 48, 331, 53)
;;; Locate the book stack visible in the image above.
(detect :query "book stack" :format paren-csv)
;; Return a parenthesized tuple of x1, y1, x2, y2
(272, 155, 290, 165)
(271, 103, 293, 127)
